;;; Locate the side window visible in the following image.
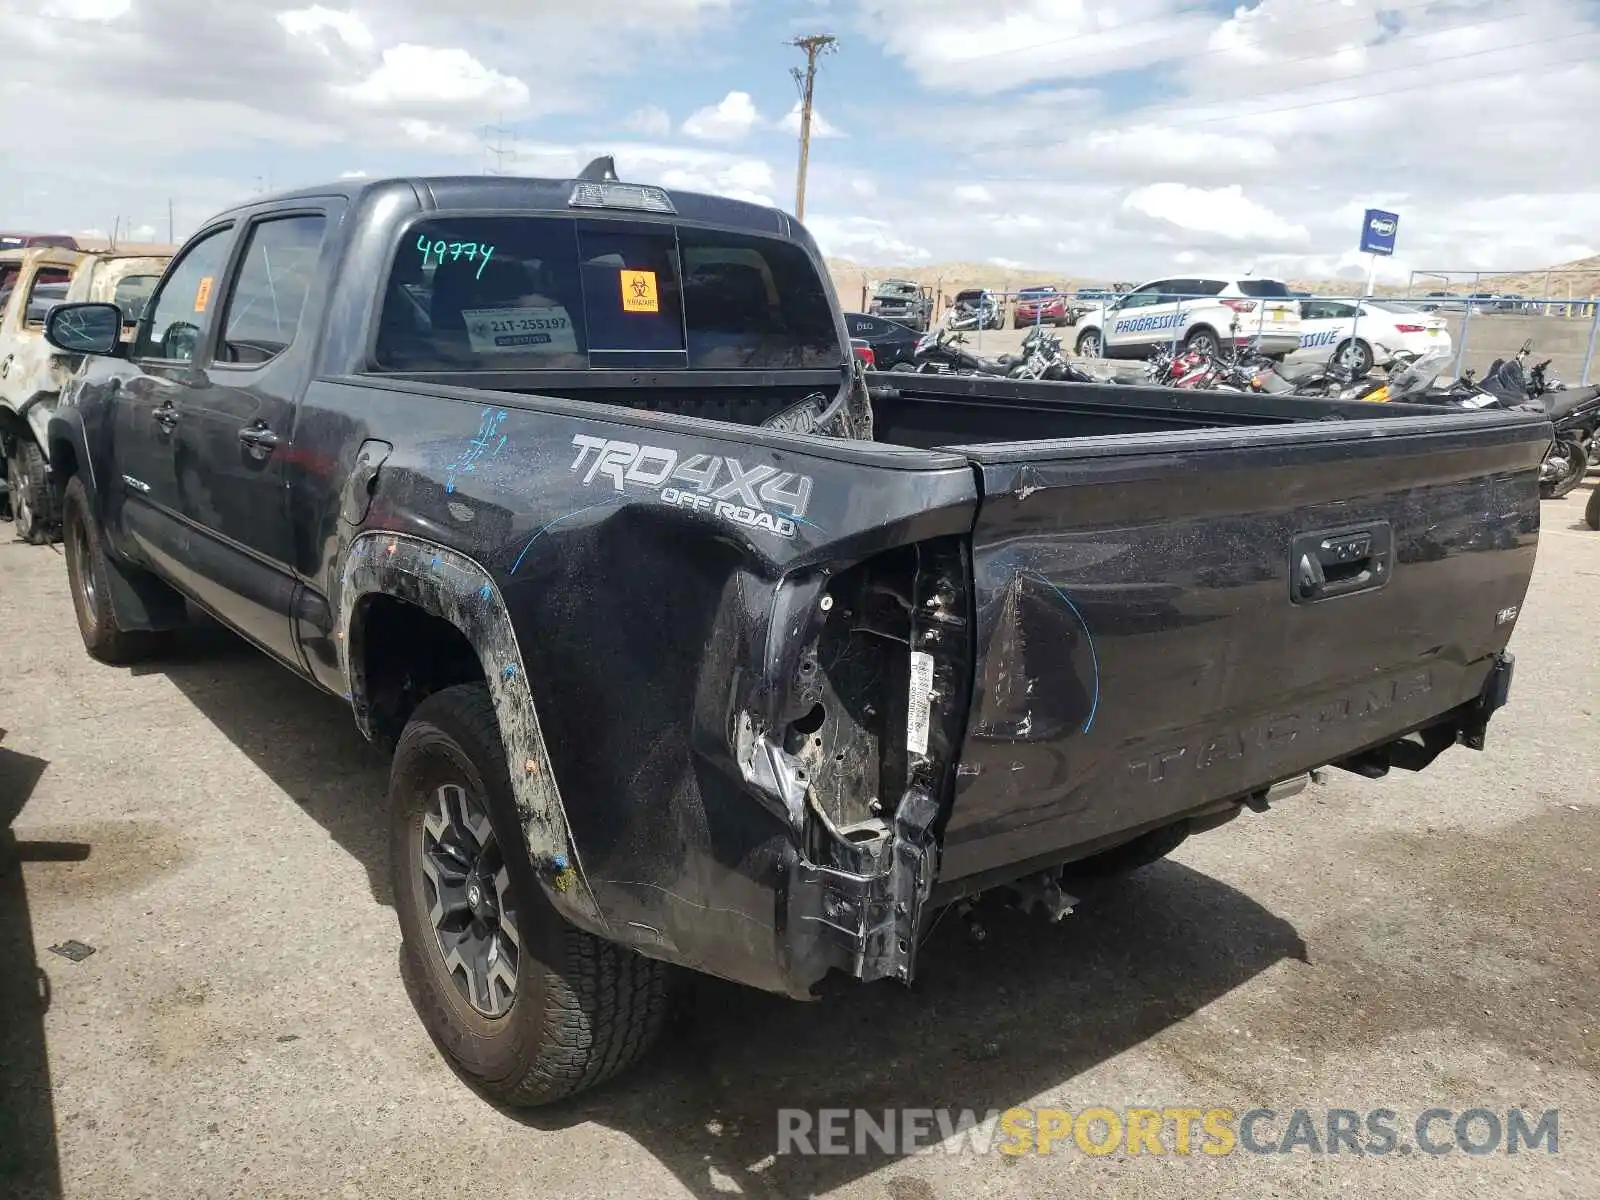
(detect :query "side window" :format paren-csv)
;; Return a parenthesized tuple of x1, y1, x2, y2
(216, 215, 327, 366)
(680, 226, 841, 369)
(1120, 282, 1166, 310)
(24, 268, 73, 328)
(135, 227, 234, 361)
(112, 275, 160, 325)
(1189, 279, 1227, 297)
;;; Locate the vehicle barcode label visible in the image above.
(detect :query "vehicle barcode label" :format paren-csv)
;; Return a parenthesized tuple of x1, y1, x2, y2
(906, 651, 935, 756)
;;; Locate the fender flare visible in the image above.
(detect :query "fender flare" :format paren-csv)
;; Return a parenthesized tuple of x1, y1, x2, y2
(336, 530, 609, 936)
(45, 407, 97, 509)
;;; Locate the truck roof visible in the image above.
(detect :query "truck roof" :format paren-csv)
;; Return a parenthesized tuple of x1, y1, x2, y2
(220, 166, 801, 245)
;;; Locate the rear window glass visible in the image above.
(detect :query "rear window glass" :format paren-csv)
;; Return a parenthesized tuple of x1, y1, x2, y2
(113, 275, 160, 323)
(374, 216, 841, 372)
(1236, 279, 1291, 298)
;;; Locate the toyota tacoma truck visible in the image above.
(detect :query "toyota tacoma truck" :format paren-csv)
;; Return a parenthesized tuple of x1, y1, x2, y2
(43, 160, 1540, 1105)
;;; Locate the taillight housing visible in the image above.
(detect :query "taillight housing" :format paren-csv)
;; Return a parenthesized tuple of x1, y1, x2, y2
(1221, 299, 1257, 313)
(852, 343, 875, 368)
(1394, 324, 1427, 333)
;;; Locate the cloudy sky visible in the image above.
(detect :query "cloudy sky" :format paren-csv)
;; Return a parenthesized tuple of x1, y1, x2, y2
(2, 0, 1596, 284)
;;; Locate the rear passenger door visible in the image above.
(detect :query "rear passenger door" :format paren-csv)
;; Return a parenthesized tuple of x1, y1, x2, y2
(167, 208, 336, 668)
(1294, 300, 1356, 357)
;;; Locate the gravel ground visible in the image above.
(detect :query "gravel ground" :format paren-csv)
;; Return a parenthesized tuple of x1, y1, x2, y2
(2, 489, 1597, 1200)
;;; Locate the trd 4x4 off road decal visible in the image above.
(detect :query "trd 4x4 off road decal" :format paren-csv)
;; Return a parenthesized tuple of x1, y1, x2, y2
(568, 434, 814, 538)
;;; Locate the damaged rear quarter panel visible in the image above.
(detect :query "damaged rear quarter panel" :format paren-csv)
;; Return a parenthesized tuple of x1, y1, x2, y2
(300, 378, 979, 994)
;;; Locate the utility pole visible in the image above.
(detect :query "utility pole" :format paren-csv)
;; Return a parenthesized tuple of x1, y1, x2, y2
(167, 198, 174, 243)
(789, 33, 836, 222)
(483, 116, 512, 175)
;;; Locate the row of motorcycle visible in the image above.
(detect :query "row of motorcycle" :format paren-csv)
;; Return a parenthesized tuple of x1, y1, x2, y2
(1134, 337, 1598, 500)
(891, 319, 1598, 502)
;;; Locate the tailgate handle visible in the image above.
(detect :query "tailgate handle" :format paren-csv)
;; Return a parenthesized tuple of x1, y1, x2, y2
(1291, 523, 1393, 604)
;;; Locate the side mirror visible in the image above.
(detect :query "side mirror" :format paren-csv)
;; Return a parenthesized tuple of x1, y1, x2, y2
(45, 302, 126, 357)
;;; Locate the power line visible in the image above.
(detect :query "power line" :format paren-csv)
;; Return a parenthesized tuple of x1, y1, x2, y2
(925, 0, 1530, 71)
(1138, 28, 1600, 128)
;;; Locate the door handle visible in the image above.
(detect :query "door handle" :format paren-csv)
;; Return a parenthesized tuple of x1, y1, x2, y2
(238, 422, 281, 455)
(152, 402, 179, 430)
(1291, 523, 1393, 604)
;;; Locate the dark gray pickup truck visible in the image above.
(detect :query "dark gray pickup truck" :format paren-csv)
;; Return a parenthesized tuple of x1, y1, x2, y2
(42, 159, 1541, 1104)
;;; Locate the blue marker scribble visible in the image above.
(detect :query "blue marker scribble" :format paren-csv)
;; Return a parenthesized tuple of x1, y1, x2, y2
(509, 497, 626, 575)
(502, 664, 518, 680)
(429, 556, 441, 571)
(444, 407, 509, 495)
(1024, 572, 1102, 734)
(478, 584, 493, 601)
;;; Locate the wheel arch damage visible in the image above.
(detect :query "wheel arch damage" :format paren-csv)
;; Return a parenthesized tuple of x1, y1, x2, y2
(336, 530, 608, 935)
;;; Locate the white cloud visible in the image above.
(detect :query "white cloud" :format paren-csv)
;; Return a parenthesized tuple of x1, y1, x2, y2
(277, 6, 376, 56)
(1122, 183, 1310, 246)
(804, 214, 931, 264)
(681, 90, 761, 141)
(857, 0, 1219, 91)
(777, 101, 844, 139)
(339, 45, 529, 112)
(952, 184, 993, 205)
(41, 0, 128, 20)
(624, 105, 673, 137)
(339, 169, 370, 179)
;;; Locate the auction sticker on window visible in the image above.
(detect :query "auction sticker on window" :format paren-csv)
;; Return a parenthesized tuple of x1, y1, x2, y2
(462, 306, 579, 354)
(620, 269, 659, 314)
(194, 276, 214, 313)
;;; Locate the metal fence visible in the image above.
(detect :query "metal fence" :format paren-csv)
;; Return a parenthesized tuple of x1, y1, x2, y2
(963, 289, 1600, 384)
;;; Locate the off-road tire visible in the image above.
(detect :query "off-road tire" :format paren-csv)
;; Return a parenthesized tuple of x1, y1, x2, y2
(390, 683, 672, 1106)
(7, 438, 59, 544)
(61, 475, 162, 664)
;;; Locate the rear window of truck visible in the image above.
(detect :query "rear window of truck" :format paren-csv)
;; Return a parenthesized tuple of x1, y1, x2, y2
(373, 216, 842, 372)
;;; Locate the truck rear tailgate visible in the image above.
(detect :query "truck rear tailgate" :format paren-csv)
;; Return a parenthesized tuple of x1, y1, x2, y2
(937, 409, 1544, 883)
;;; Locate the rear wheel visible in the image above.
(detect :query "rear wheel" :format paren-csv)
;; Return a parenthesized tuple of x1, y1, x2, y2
(6, 438, 58, 544)
(61, 475, 163, 664)
(391, 683, 673, 1105)
(1075, 328, 1103, 357)
(1541, 438, 1589, 500)
(1334, 338, 1374, 376)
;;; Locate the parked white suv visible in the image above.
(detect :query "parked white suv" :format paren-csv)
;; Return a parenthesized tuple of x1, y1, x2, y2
(1074, 275, 1303, 360)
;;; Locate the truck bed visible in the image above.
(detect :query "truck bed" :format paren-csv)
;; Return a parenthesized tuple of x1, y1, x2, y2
(314, 368, 1541, 995)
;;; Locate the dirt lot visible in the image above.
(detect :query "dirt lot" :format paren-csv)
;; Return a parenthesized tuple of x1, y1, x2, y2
(2, 489, 1598, 1200)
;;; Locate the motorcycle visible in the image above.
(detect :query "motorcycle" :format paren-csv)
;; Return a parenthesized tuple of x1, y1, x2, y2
(1526, 356, 1599, 499)
(907, 319, 1094, 382)
(1424, 339, 1596, 497)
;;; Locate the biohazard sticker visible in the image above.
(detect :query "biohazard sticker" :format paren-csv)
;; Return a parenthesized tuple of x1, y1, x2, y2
(194, 276, 214, 313)
(620, 269, 659, 314)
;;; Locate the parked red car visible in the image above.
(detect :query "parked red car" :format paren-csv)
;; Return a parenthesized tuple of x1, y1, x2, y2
(1012, 284, 1068, 328)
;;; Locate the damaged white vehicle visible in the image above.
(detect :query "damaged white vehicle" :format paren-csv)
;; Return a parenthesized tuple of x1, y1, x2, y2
(0, 246, 168, 541)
